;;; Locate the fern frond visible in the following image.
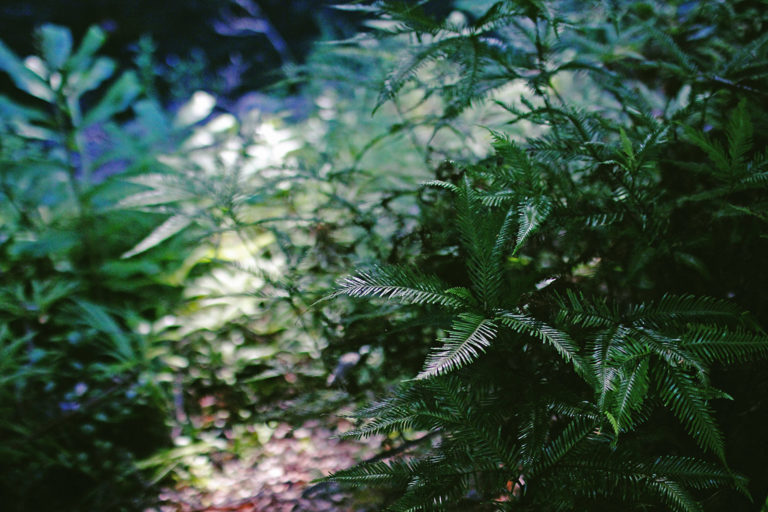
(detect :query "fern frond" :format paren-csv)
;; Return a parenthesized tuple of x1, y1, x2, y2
(681, 124, 730, 174)
(726, 99, 753, 171)
(326, 459, 416, 486)
(384, 463, 477, 512)
(609, 357, 649, 433)
(647, 456, 746, 491)
(376, 44, 441, 113)
(589, 325, 627, 409)
(513, 197, 551, 255)
(532, 417, 595, 477)
(121, 214, 193, 259)
(478, 189, 515, 207)
(650, 29, 700, 75)
(556, 289, 618, 328)
(343, 379, 467, 439)
(454, 177, 508, 309)
(418, 313, 497, 378)
(580, 210, 626, 228)
(682, 326, 768, 364)
(628, 294, 744, 330)
(497, 310, 585, 375)
(376, 1, 444, 36)
(681, 99, 755, 179)
(656, 367, 725, 460)
(342, 407, 452, 440)
(471, 1, 529, 34)
(332, 265, 472, 309)
(420, 179, 458, 193)
(561, 450, 736, 512)
(633, 327, 707, 376)
(646, 478, 702, 512)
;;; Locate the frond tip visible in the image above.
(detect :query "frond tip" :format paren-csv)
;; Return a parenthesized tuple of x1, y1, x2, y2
(331, 265, 473, 309)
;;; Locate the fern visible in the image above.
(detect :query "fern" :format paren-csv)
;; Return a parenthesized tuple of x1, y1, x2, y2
(419, 313, 497, 378)
(656, 367, 725, 461)
(497, 311, 584, 374)
(333, 265, 472, 309)
(326, 1, 768, 510)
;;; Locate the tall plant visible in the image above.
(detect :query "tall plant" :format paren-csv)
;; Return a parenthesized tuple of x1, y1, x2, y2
(326, 1, 768, 510)
(0, 24, 182, 511)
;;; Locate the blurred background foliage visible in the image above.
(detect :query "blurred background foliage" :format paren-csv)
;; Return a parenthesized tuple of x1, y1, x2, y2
(0, 2, 475, 509)
(0, 0, 766, 511)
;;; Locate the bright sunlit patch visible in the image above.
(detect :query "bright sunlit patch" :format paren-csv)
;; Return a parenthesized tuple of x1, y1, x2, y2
(183, 129, 215, 150)
(24, 55, 48, 78)
(219, 148, 238, 168)
(175, 90, 216, 127)
(206, 113, 237, 133)
(535, 277, 557, 290)
(243, 121, 302, 166)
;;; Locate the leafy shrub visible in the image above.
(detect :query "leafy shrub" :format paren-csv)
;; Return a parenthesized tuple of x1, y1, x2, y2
(0, 24, 185, 511)
(326, 1, 768, 510)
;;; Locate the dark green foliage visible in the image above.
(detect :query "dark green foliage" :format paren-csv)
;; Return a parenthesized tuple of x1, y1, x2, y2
(2, 2, 767, 510)
(326, 1, 768, 510)
(0, 24, 180, 511)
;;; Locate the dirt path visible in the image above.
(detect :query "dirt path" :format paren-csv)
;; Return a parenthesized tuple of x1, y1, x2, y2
(150, 420, 383, 512)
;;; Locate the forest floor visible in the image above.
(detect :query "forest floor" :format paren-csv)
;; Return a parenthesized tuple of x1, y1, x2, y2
(151, 419, 385, 512)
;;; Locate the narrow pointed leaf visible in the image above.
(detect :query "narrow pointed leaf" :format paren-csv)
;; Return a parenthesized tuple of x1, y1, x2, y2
(67, 25, 107, 71)
(84, 70, 142, 125)
(121, 214, 193, 259)
(38, 24, 72, 70)
(0, 40, 53, 101)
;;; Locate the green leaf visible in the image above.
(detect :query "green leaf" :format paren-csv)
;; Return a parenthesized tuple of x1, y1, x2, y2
(326, 460, 415, 486)
(498, 311, 586, 376)
(67, 25, 106, 72)
(682, 326, 768, 364)
(37, 24, 72, 70)
(610, 357, 649, 432)
(84, 70, 142, 125)
(121, 214, 193, 259)
(514, 198, 551, 255)
(534, 417, 595, 475)
(0, 40, 53, 101)
(726, 98, 753, 171)
(0, 94, 48, 123)
(619, 127, 635, 163)
(681, 124, 729, 174)
(67, 57, 115, 99)
(73, 300, 136, 363)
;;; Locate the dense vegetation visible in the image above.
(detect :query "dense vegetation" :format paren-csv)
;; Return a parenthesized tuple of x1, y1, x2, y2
(0, 0, 767, 511)
(326, 1, 768, 510)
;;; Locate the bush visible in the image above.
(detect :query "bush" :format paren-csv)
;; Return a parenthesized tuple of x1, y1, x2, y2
(327, 1, 768, 510)
(0, 24, 187, 511)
